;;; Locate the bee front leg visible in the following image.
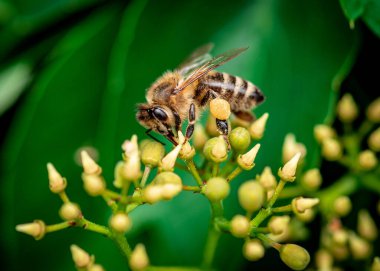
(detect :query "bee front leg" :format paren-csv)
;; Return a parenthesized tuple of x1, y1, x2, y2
(216, 118, 231, 150)
(185, 103, 196, 141)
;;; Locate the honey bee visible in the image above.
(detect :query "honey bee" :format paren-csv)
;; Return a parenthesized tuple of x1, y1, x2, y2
(136, 44, 265, 145)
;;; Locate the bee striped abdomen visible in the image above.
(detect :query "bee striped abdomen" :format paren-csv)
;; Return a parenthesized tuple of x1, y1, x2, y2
(195, 71, 264, 110)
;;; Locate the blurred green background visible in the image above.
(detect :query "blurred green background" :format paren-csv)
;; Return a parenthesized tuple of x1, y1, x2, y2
(0, 0, 378, 270)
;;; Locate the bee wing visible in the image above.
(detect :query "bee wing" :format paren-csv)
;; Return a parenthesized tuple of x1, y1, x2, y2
(177, 43, 214, 77)
(174, 47, 248, 93)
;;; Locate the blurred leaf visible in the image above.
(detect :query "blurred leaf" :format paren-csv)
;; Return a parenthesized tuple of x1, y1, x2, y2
(339, 0, 368, 21)
(362, 0, 380, 37)
(0, 62, 31, 115)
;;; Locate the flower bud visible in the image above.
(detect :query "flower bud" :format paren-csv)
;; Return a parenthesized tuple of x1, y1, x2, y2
(143, 185, 163, 204)
(15, 220, 45, 240)
(229, 127, 251, 153)
(321, 138, 342, 161)
(203, 177, 230, 201)
(348, 232, 372, 260)
(109, 212, 132, 233)
(249, 113, 269, 140)
(295, 208, 315, 223)
(130, 244, 149, 271)
(70, 245, 92, 268)
(372, 257, 380, 271)
(193, 124, 209, 149)
(292, 197, 319, 214)
(314, 124, 336, 143)
(366, 97, 380, 123)
(331, 243, 349, 261)
(332, 229, 348, 246)
(301, 168, 322, 191)
(333, 196, 352, 217)
(140, 141, 165, 167)
(230, 215, 250, 238)
(238, 180, 265, 213)
(203, 137, 228, 163)
(210, 98, 231, 120)
(237, 144, 260, 170)
(47, 163, 67, 193)
(279, 244, 310, 271)
(122, 155, 142, 181)
(368, 127, 380, 152)
(358, 209, 378, 241)
(153, 172, 182, 199)
(243, 239, 265, 261)
(81, 150, 102, 175)
(358, 150, 378, 170)
(268, 216, 290, 235)
(259, 167, 277, 191)
(160, 144, 182, 171)
(59, 202, 81, 220)
(315, 249, 333, 270)
(113, 161, 125, 188)
(82, 174, 106, 196)
(88, 264, 105, 271)
(282, 134, 306, 163)
(179, 141, 195, 160)
(278, 152, 301, 182)
(122, 135, 139, 157)
(337, 93, 358, 123)
(206, 115, 220, 136)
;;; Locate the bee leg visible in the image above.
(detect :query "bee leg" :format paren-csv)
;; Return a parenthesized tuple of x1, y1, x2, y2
(216, 118, 231, 150)
(232, 110, 255, 123)
(185, 103, 196, 141)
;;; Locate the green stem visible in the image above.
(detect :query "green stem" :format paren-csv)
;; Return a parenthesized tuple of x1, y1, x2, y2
(45, 221, 72, 233)
(212, 163, 219, 177)
(279, 185, 305, 199)
(267, 180, 286, 208)
(182, 185, 202, 192)
(226, 167, 242, 182)
(58, 191, 70, 203)
(272, 204, 292, 213)
(257, 233, 281, 250)
(185, 159, 203, 186)
(78, 218, 111, 237)
(111, 231, 132, 260)
(140, 166, 151, 187)
(360, 173, 380, 195)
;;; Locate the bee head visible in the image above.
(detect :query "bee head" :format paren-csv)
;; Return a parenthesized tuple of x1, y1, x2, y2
(136, 104, 177, 139)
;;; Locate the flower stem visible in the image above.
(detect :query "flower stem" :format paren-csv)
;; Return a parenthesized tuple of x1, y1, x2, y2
(58, 191, 70, 203)
(45, 221, 72, 233)
(111, 230, 132, 261)
(359, 173, 380, 195)
(272, 204, 292, 213)
(182, 185, 202, 192)
(257, 233, 281, 250)
(140, 166, 151, 187)
(78, 217, 111, 237)
(226, 167, 242, 182)
(212, 163, 219, 177)
(185, 159, 203, 186)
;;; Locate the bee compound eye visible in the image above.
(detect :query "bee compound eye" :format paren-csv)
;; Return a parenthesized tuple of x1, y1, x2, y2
(152, 108, 168, 121)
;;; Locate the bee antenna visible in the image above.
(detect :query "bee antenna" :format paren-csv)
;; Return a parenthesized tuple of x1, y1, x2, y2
(145, 129, 166, 145)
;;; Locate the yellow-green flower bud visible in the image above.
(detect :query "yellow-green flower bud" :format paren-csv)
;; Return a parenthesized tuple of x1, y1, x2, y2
(47, 163, 67, 194)
(203, 137, 228, 163)
(314, 124, 336, 143)
(282, 134, 306, 163)
(88, 264, 105, 271)
(161, 183, 182, 200)
(81, 150, 102, 175)
(249, 113, 269, 140)
(358, 150, 378, 170)
(295, 208, 315, 223)
(348, 232, 372, 260)
(122, 135, 139, 157)
(366, 97, 380, 123)
(210, 98, 231, 120)
(368, 127, 380, 152)
(259, 167, 277, 191)
(141, 141, 165, 167)
(279, 244, 310, 271)
(230, 215, 250, 238)
(203, 177, 230, 201)
(15, 220, 46, 240)
(333, 196, 352, 217)
(229, 127, 251, 153)
(180, 141, 195, 160)
(193, 124, 209, 150)
(331, 243, 349, 261)
(113, 161, 125, 188)
(206, 115, 220, 137)
(82, 174, 106, 196)
(109, 212, 132, 233)
(358, 209, 378, 241)
(238, 180, 265, 213)
(243, 239, 265, 261)
(292, 197, 319, 214)
(122, 154, 142, 181)
(143, 185, 163, 204)
(372, 257, 380, 271)
(160, 144, 182, 171)
(237, 144, 260, 170)
(315, 249, 333, 270)
(301, 168, 322, 191)
(278, 152, 301, 182)
(321, 138, 342, 161)
(268, 216, 290, 235)
(332, 228, 348, 246)
(70, 245, 92, 269)
(153, 172, 182, 199)
(59, 202, 81, 221)
(337, 93, 358, 123)
(130, 244, 149, 271)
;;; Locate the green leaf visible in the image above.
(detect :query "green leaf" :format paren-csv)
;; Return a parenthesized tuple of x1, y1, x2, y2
(339, 0, 369, 21)
(362, 0, 380, 37)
